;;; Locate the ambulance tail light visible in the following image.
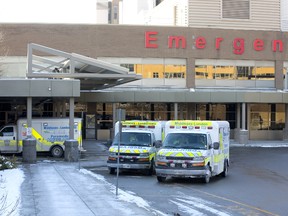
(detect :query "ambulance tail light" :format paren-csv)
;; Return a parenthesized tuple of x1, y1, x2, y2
(195, 126, 200, 129)
(182, 126, 187, 129)
(207, 126, 213, 130)
(130, 125, 136, 128)
(148, 126, 155, 129)
(170, 126, 175, 129)
(139, 125, 145, 128)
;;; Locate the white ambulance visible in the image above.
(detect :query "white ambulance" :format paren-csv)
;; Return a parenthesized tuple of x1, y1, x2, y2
(0, 118, 82, 157)
(107, 120, 165, 175)
(156, 120, 230, 183)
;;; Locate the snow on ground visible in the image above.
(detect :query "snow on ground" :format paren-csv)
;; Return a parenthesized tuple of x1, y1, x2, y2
(171, 196, 231, 216)
(80, 169, 167, 216)
(0, 168, 24, 216)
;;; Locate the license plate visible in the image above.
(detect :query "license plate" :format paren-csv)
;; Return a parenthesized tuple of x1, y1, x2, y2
(123, 164, 131, 168)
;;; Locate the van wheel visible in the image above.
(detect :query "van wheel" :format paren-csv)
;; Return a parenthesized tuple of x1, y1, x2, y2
(146, 160, 155, 175)
(157, 176, 166, 183)
(109, 167, 116, 174)
(203, 167, 211, 183)
(51, 146, 64, 158)
(221, 160, 228, 177)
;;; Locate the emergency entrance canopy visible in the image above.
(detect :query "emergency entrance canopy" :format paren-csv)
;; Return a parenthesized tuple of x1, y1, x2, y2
(26, 43, 142, 91)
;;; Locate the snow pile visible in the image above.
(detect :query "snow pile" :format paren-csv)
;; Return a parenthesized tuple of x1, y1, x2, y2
(0, 169, 24, 216)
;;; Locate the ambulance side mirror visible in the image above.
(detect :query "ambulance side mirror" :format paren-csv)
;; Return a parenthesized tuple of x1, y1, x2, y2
(106, 139, 113, 147)
(154, 140, 162, 148)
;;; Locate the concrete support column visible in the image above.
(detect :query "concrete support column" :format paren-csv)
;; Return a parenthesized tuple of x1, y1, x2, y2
(234, 103, 241, 142)
(27, 97, 32, 135)
(241, 103, 246, 130)
(283, 104, 288, 140)
(186, 58, 195, 88)
(239, 102, 248, 144)
(69, 97, 75, 139)
(174, 103, 178, 120)
(112, 103, 117, 139)
(275, 60, 284, 90)
(23, 97, 37, 163)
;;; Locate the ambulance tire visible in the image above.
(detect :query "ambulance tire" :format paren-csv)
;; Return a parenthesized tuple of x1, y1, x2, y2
(51, 145, 64, 158)
(146, 160, 155, 175)
(157, 176, 166, 183)
(109, 167, 116, 174)
(203, 167, 211, 183)
(221, 160, 228, 177)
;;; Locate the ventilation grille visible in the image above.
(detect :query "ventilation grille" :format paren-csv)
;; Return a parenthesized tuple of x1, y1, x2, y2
(222, 0, 250, 19)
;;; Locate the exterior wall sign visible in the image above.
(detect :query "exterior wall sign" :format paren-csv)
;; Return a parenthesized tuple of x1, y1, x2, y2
(145, 31, 284, 55)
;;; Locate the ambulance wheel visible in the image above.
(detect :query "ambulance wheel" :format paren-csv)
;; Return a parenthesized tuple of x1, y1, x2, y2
(157, 176, 166, 183)
(221, 160, 228, 177)
(51, 146, 64, 158)
(203, 167, 211, 183)
(109, 167, 116, 174)
(146, 160, 155, 175)
(203, 175, 210, 183)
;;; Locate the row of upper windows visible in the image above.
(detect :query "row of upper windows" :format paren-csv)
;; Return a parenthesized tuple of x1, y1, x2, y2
(120, 64, 280, 80)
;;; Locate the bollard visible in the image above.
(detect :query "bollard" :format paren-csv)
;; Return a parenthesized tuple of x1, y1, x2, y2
(64, 140, 79, 162)
(22, 138, 37, 163)
(283, 128, 288, 140)
(233, 128, 240, 143)
(239, 130, 248, 144)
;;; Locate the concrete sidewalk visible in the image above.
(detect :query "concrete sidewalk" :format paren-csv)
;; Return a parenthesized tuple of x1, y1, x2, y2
(230, 139, 288, 147)
(19, 161, 158, 216)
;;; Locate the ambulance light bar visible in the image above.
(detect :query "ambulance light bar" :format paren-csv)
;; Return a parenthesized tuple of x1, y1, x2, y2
(123, 124, 155, 129)
(168, 125, 213, 130)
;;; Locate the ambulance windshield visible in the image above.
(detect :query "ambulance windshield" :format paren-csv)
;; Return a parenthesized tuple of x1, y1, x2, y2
(112, 132, 152, 146)
(163, 133, 207, 150)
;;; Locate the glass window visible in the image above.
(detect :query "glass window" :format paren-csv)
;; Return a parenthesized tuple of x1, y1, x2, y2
(195, 104, 236, 129)
(195, 65, 208, 79)
(120, 64, 134, 72)
(195, 63, 274, 81)
(250, 104, 284, 131)
(236, 66, 252, 79)
(253, 66, 274, 80)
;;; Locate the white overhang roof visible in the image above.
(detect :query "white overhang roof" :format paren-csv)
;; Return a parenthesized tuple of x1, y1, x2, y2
(26, 43, 142, 91)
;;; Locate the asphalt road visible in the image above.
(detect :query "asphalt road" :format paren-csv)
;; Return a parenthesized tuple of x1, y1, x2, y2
(85, 146, 288, 216)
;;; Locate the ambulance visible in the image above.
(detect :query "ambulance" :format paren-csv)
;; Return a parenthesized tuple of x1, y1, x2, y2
(0, 118, 82, 157)
(155, 120, 230, 183)
(107, 120, 165, 175)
